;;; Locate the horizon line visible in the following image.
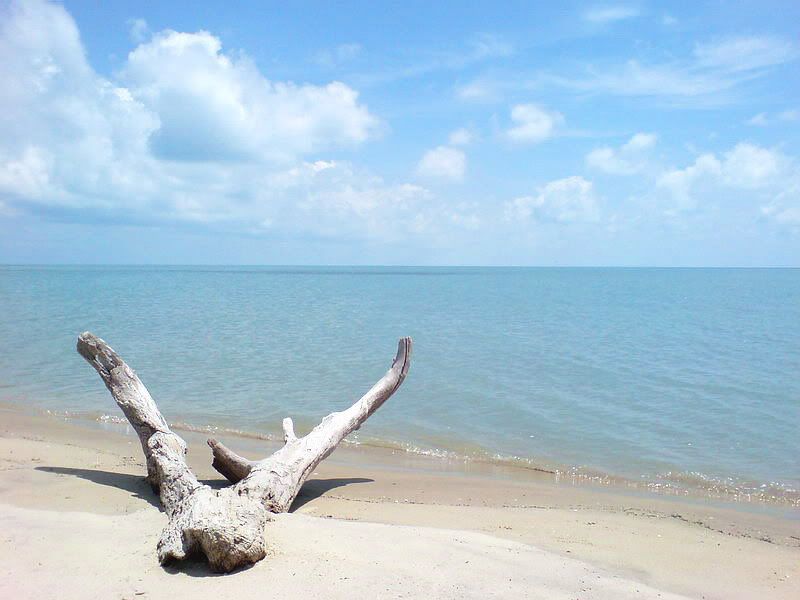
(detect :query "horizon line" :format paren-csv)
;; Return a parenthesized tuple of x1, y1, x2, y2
(1, 264, 799, 269)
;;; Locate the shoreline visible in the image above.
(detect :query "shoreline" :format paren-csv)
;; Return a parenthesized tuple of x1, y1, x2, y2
(14, 399, 800, 511)
(1, 404, 799, 599)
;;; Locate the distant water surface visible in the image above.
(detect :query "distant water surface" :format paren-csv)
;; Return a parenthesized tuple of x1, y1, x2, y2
(0, 266, 798, 504)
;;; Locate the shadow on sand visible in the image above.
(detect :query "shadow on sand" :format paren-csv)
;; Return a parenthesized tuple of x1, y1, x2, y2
(35, 466, 162, 509)
(289, 477, 374, 511)
(34, 466, 373, 576)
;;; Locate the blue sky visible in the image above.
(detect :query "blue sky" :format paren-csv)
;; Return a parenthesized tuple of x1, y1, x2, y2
(0, 0, 798, 265)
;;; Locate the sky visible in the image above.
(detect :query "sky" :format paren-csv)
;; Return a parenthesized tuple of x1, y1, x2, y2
(0, 0, 798, 265)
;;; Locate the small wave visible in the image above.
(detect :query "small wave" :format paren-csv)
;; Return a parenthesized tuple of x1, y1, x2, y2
(646, 470, 800, 507)
(31, 406, 800, 508)
(97, 414, 128, 425)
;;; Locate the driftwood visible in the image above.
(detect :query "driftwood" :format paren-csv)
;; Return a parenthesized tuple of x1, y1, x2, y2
(77, 332, 412, 572)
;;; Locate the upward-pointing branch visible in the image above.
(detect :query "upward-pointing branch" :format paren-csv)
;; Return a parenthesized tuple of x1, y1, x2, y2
(77, 333, 200, 512)
(208, 337, 412, 512)
(77, 332, 412, 571)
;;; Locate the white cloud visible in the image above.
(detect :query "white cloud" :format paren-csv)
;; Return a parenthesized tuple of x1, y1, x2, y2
(506, 176, 599, 223)
(0, 0, 457, 242)
(656, 143, 794, 213)
(0, 146, 53, 201)
(448, 128, 473, 146)
(122, 30, 378, 162)
(756, 183, 800, 230)
(586, 132, 657, 175)
(314, 43, 362, 68)
(355, 33, 513, 87)
(127, 18, 149, 43)
(456, 79, 498, 102)
(763, 205, 800, 226)
(693, 36, 798, 73)
(661, 14, 678, 26)
(624, 133, 657, 151)
(721, 143, 782, 187)
(582, 6, 640, 24)
(548, 35, 798, 103)
(416, 146, 466, 181)
(745, 108, 800, 126)
(506, 104, 563, 143)
(656, 153, 722, 209)
(469, 33, 513, 60)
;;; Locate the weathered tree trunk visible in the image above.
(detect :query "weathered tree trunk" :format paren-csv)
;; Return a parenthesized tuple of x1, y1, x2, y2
(77, 332, 412, 572)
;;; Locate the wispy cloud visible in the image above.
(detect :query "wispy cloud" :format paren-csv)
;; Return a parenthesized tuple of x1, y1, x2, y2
(456, 34, 798, 108)
(351, 33, 513, 86)
(448, 127, 474, 146)
(779, 108, 800, 122)
(582, 5, 640, 24)
(661, 14, 678, 26)
(546, 35, 798, 103)
(127, 18, 149, 43)
(455, 78, 501, 102)
(693, 36, 798, 73)
(746, 108, 800, 126)
(314, 43, 362, 68)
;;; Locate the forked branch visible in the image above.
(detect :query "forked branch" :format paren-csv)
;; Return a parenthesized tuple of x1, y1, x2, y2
(77, 331, 412, 572)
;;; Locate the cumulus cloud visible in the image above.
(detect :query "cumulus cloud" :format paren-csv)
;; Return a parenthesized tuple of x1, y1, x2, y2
(122, 29, 378, 162)
(416, 146, 466, 181)
(658, 143, 782, 199)
(505, 104, 563, 144)
(0, 0, 451, 241)
(506, 176, 599, 223)
(656, 143, 797, 218)
(586, 132, 657, 175)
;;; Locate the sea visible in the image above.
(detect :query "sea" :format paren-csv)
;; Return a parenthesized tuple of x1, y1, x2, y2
(0, 266, 798, 506)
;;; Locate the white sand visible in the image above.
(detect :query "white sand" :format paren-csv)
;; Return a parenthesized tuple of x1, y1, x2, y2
(0, 504, 695, 600)
(1, 408, 797, 599)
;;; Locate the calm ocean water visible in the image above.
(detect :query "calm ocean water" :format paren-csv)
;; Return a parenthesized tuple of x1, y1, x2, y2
(0, 266, 798, 504)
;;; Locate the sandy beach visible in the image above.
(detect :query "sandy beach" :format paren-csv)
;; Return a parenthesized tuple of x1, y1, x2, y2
(0, 405, 797, 599)
(2, 0, 799, 597)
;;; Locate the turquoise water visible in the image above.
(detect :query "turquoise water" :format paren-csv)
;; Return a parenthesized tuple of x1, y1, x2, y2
(0, 266, 798, 503)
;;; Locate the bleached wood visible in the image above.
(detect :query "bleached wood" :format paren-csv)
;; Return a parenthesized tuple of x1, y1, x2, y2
(77, 331, 411, 572)
(209, 336, 411, 512)
(282, 417, 297, 443)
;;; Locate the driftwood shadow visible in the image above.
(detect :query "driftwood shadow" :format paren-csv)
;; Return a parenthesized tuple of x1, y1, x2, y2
(34, 466, 373, 576)
(290, 477, 374, 511)
(35, 466, 161, 509)
(162, 555, 257, 578)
